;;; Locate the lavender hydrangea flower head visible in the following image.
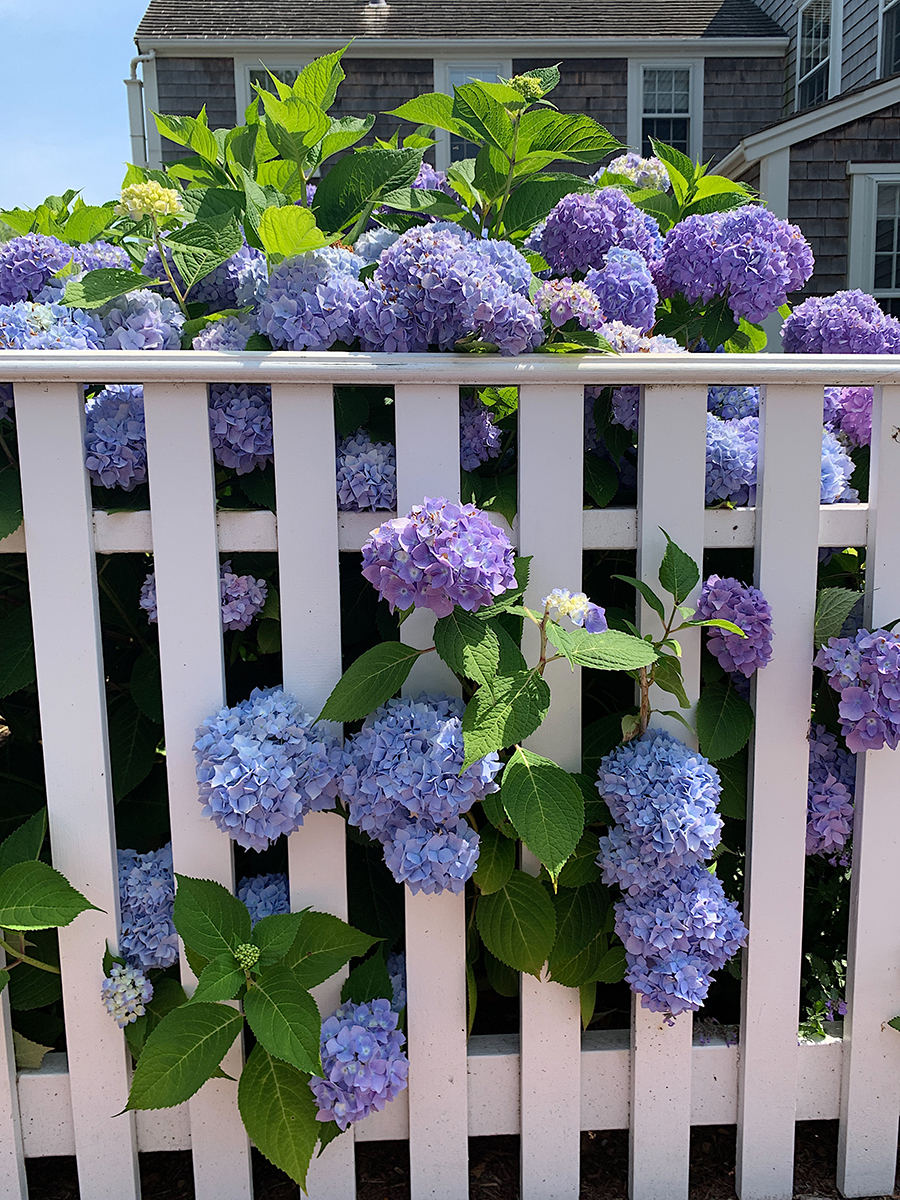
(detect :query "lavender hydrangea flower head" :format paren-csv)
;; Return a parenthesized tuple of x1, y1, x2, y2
(354, 227, 402, 264)
(336, 429, 397, 511)
(309, 999, 409, 1129)
(600, 320, 683, 356)
(192, 313, 258, 352)
(697, 575, 773, 677)
(413, 162, 453, 195)
(84, 385, 147, 491)
(527, 189, 663, 276)
(0, 300, 103, 350)
(602, 153, 671, 192)
(585, 248, 658, 332)
(387, 951, 407, 1011)
(74, 240, 132, 272)
(237, 872, 290, 925)
(707, 386, 759, 420)
(143, 242, 267, 309)
(101, 963, 153, 1028)
(361, 497, 515, 617)
(534, 278, 605, 332)
(459, 392, 502, 471)
(258, 247, 365, 350)
(543, 587, 608, 633)
(825, 386, 873, 447)
(383, 814, 480, 895)
(807, 725, 855, 859)
(705, 414, 758, 505)
(99, 289, 184, 350)
(475, 239, 533, 295)
(783, 290, 900, 354)
(820, 428, 856, 504)
(208, 383, 273, 474)
(194, 686, 347, 851)
(117, 843, 179, 970)
(140, 559, 267, 631)
(659, 206, 813, 324)
(815, 628, 900, 752)
(0, 233, 75, 303)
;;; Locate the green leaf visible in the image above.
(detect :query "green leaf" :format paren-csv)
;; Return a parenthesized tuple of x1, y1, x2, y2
(717, 748, 748, 820)
(63, 205, 113, 243)
(0, 468, 23, 542)
(0, 808, 47, 878)
(257, 206, 328, 259)
(173, 875, 251, 962)
(684, 618, 747, 637)
(555, 830, 603, 889)
(165, 214, 243, 294)
(283, 911, 379, 990)
(291, 46, 348, 109)
(697, 680, 754, 762)
(653, 654, 690, 709)
(580, 980, 597, 1029)
(491, 619, 527, 674)
(815, 588, 862, 649)
(189, 954, 245, 1004)
(12, 1030, 53, 1070)
(7, 931, 61, 1009)
(107, 695, 160, 800)
(256, 619, 281, 656)
(130, 651, 164, 725)
(481, 790, 517, 839)
(548, 882, 610, 988)
(62, 267, 142, 309)
(476, 870, 556, 978)
(545, 625, 658, 672)
(225, 125, 259, 175)
(385, 92, 466, 135)
(313, 147, 422, 235)
(341, 951, 392, 1006)
(126, 1002, 242, 1111)
(612, 574, 666, 623)
(334, 388, 370, 437)
(153, 110, 220, 164)
(0, 969, 8, 998)
(249, 912, 306, 963)
(888, 1015, 900, 1034)
(583, 454, 619, 508)
(502, 174, 592, 235)
(517, 111, 619, 164)
(466, 961, 477, 1036)
(452, 84, 514, 153)
(484, 949, 519, 997)
(0, 860, 98, 930)
(473, 823, 516, 895)
(318, 642, 423, 723)
(244, 964, 322, 1075)
(237, 1044, 320, 1189)
(379, 186, 467, 218)
(500, 748, 584, 883)
(434, 609, 500, 686)
(594, 943, 627, 984)
(658, 530, 700, 604)
(319, 115, 377, 165)
(582, 715, 626, 780)
(461, 670, 550, 770)
(259, 94, 330, 163)
(179, 187, 246, 223)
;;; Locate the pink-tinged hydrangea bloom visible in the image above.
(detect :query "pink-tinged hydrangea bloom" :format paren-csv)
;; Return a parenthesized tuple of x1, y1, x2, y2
(208, 382, 273, 474)
(84, 385, 147, 491)
(140, 559, 267, 631)
(543, 587, 608, 633)
(258, 247, 365, 350)
(600, 153, 671, 192)
(336, 430, 397, 511)
(815, 628, 900, 752)
(309, 999, 409, 1129)
(806, 725, 855, 859)
(527, 189, 663, 275)
(101, 963, 153, 1028)
(117, 843, 178, 971)
(534, 278, 605, 331)
(237, 872, 290, 926)
(783, 290, 900, 354)
(361, 497, 515, 617)
(697, 575, 773, 677)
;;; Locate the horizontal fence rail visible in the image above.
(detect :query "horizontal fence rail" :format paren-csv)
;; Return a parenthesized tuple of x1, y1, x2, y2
(2, 352, 899, 1200)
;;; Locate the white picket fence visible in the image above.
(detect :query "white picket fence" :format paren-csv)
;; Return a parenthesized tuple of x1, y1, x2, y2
(1, 350, 899, 1200)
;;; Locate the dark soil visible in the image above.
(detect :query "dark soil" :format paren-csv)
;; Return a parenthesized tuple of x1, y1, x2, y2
(23, 1121, 900, 1199)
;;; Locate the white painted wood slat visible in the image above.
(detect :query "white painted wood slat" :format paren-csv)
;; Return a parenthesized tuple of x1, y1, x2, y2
(143, 382, 253, 1200)
(837, 383, 900, 1198)
(736, 385, 824, 1200)
(517, 383, 584, 1200)
(15, 381, 140, 1200)
(0, 946, 28, 1200)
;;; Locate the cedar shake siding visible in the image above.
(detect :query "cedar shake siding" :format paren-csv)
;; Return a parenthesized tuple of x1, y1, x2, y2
(513, 58, 628, 151)
(155, 57, 236, 160)
(332, 59, 434, 146)
(841, 0, 881, 93)
(703, 56, 786, 164)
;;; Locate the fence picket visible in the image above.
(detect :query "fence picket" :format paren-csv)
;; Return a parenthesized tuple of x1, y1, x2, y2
(736, 384, 824, 1200)
(0, 948, 27, 1200)
(517, 383, 584, 1200)
(143, 382, 253, 1200)
(837, 383, 900, 1197)
(272, 383, 356, 1197)
(15, 382, 141, 1200)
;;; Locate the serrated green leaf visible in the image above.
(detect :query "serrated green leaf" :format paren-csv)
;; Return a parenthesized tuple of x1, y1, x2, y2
(476, 870, 556, 978)
(189, 954, 245, 1004)
(12, 1030, 53, 1070)
(594, 943, 627, 984)
(452, 84, 514, 153)
(62, 268, 142, 309)
(0, 860, 98, 930)
(319, 114, 377, 165)
(461, 670, 550, 769)
(517, 110, 619, 164)
(580, 980, 597, 1029)
(173, 875, 251, 962)
(257, 206, 328, 258)
(612, 574, 666, 622)
(130, 650, 164, 725)
(582, 715, 625, 780)
(7, 931, 61, 1009)
(490, 619, 527, 674)
(318, 642, 423, 723)
(0, 467, 23, 541)
(473, 823, 516, 895)
(154, 110, 220, 163)
(697, 680, 754, 762)
(166, 214, 243, 294)
(545, 625, 657, 672)
(500, 747, 584, 882)
(126, 1002, 242, 1111)
(658, 530, 700, 604)
(555, 830, 603, 889)
(385, 92, 467, 136)
(283, 911, 378, 990)
(0, 808, 47, 877)
(434, 609, 500, 686)
(888, 1015, 900, 1033)
(717, 748, 748, 820)
(0, 969, 9, 998)
(379, 186, 467, 218)
(685, 618, 747, 637)
(815, 588, 862, 649)
(481, 790, 517, 839)
(548, 882, 610, 987)
(256, 619, 281, 656)
(312, 147, 422, 235)
(584, 455, 619, 508)
(484, 949, 519, 997)
(653, 654, 690, 708)
(238, 1044, 320, 1189)
(502, 174, 591, 236)
(250, 912, 307, 963)
(244, 964, 321, 1075)
(573, 773, 613, 827)
(341, 951, 392, 1007)
(107, 695, 160, 800)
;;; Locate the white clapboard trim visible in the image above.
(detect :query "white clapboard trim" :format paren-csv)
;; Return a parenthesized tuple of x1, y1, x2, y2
(632, 384, 707, 1200)
(736, 384, 824, 1200)
(271, 383, 356, 1197)
(517, 383, 584, 1200)
(14, 382, 141, 1200)
(393, 384, 469, 1200)
(0, 947, 27, 1200)
(142, 382, 253, 1200)
(837, 384, 900, 1197)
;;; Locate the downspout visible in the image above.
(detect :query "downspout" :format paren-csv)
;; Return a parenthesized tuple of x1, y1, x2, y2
(125, 51, 155, 168)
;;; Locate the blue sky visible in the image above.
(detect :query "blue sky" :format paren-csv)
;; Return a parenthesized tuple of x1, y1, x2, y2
(0, 0, 153, 209)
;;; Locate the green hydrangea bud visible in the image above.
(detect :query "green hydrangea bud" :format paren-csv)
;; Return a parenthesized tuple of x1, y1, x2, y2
(510, 75, 545, 101)
(234, 943, 260, 970)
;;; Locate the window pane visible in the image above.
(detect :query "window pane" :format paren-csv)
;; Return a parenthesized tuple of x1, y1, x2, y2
(798, 61, 829, 110)
(875, 255, 895, 288)
(877, 183, 900, 216)
(642, 68, 691, 115)
(884, 3, 900, 77)
(800, 0, 831, 78)
(874, 182, 900, 294)
(642, 117, 689, 155)
(880, 296, 900, 319)
(249, 67, 301, 94)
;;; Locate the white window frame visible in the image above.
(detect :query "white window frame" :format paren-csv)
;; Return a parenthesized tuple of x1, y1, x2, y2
(879, 0, 900, 78)
(847, 164, 900, 310)
(233, 54, 312, 118)
(795, 0, 843, 111)
(432, 57, 512, 171)
(626, 59, 704, 163)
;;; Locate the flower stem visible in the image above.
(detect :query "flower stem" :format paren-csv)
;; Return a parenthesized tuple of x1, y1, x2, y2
(0, 936, 61, 975)
(151, 216, 189, 316)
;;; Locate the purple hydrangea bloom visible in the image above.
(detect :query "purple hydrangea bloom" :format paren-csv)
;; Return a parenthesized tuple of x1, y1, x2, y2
(696, 575, 773, 677)
(825, 386, 873, 447)
(194, 686, 347, 851)
(101, 963, 153, 1028)
(610, 386, 641, 432)
(705, 414, 758, 505)
(783, 290, 900, 354)
(237, 872, 290, 926)
(99, 289, 184, 350)
(208, 383, 273, 474)
(117, 843, 178, 971)
(475, 239, 533, 295)
(142, 242, 267, 309)
(74, 241, 132, 272)
(625, 949, 711, 1016)
(707, 386, 759, 420)
(807, 725, 855, 859)
(601, 153, 671, 191)
(0, 233, 75, 303)
(820, 427, 856, 505)
(140, 559, 267, 631)
(600, 320, 683, 355)
(659, 206, 813, 324)
(584, 248, 658, 332)
(527, 189, 663, 275)
(0, 384, 11, 421)
(0, 299, 103, 350)
(413, 162, 452, 194)
(534, 278, 605, 332)
(815, 628, 900, 752)
(387, 951, 407, 1011)
(543, 587, 607, 633)
(309, 999, 409, 1129)
(361, 497, 515, 617)
(459, 392, 502, 472)
(258, 247, 365, 350)
(354, 227, 402, 264)
(336, 429, 397, 511)
(192, 313, 257, 352)
(383, 814, 480, 895)
(84, 385, 147, 491)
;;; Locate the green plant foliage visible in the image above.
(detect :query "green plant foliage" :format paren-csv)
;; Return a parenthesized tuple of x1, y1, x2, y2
(0, 467, 23, 541)
(697, 679, 754, 761)
(237, 1044, 321, 1189)
(172, 875, 252, 961)
(243, 964, 323, 1075)
(318, 643, 424, 723)
(0, 604, 36, 698)
(126, 1002, 243, 1110)
(476, 869, 556, 977)
(283, 911, 379, 990)
(547, 882, 611, 987)
(814, 588, 862, 649)
(434, 609, 501, 686)
(0, 860, 98, 931)
(461, 670, 551, 768)
(473, 823, 517, 895)
(500, 747, 584, 883)
(341, 951, 393, 1006)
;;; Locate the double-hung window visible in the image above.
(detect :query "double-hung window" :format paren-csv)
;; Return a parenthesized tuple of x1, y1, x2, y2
(627, 61, 703, 161)
(432, 59, 512, 170)
(848, 165, 900, 318)
(882, 0, 900, 77)
(797, 0, 833, 110)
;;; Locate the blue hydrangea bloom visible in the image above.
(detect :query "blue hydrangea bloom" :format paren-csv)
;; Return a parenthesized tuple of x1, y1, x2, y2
(783, 290, 900, 354)
(383, 814, 481, 895)
(258, 247, 365, 350)
(815, 628, 900, 752)
(707, 386, 759, 420)
(0, 299, 103, 350)
(459, 392, 502, 472)
(208, 383, 273, 474)
(807, 725, 855, 859)
(84, 385, 147, 491)
(99, 289, 184, 350)
(0, 233, 75, 303)
(387, 950, 407, 1011)
(309, 999, 409, 1129)
(194, 686, 347, 851)
(192, 313, 257, 351)
(696, 575, 773, 677)
(821, 427, 856, 504)
(101, 963, 153, 1028)
(74, 241, 132, 272)
(596, 324, 686, 435)
(475, 239, 532, 295)
(354, 227, 402, 264)
(143, 242, 267, 310)
(238, 872, 290, 925)
(361, 497, 516, 617)
(0, 384, 11, 421)
(413, 162, 452, 194)
(336, 429, 397, 511)
(117, 843, 179, 971)
(585, 248, 658, 332)
(526, 189, 663, 276)
(705, 414, 758, 505)
(141, 559, 267, 631)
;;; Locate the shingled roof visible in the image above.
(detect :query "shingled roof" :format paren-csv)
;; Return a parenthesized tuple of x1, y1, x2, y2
(136, 0, 785, 43)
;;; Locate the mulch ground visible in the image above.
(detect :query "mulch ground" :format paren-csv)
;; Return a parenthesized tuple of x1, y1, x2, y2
(23, 1122, 900, 1199)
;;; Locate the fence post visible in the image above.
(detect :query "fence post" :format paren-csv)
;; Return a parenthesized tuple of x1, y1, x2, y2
(143, 381, 253, 1200)
(272, 382, 356, 1198)
(736, 384, 823, 1200)
(836, 383, 900, 1197)
(15, 381, 141, 1200)
(0, 946, 27, 1200)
